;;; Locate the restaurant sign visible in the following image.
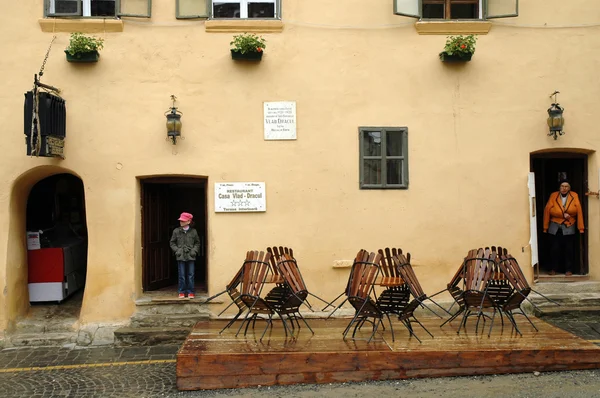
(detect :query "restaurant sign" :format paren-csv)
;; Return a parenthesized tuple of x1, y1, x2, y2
(214, 182, 266, 213)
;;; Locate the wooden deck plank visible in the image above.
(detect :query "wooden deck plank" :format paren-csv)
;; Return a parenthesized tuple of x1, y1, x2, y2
(176, 317, 600, 390)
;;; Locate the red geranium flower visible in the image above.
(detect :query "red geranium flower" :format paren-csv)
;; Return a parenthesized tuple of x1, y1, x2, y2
(461, 44, 466, 49)
(257, 47, 263, 52)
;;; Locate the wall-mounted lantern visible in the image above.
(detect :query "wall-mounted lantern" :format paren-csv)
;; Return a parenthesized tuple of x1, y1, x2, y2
(165, 95, 183, 145)
(547, 91, 565, 140)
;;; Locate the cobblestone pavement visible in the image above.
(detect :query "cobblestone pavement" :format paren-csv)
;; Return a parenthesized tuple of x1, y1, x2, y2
(1, 314, 599, 398)
(538, 310, 600, 343)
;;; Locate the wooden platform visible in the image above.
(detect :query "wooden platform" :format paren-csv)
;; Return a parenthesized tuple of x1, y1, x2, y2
(176, 317, 600, 390)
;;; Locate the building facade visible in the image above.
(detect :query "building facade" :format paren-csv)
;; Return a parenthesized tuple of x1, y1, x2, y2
(1, 0, 599, 336)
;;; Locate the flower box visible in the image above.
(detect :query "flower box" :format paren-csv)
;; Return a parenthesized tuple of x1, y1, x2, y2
(230, 50, 263, 61)
(65, 50, 100, 63)
(439, 52, 472, 63)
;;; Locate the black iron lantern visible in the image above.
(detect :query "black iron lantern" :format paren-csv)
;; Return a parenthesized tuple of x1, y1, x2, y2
(165, 95, 182, 145)
(547, 91, 565, 140)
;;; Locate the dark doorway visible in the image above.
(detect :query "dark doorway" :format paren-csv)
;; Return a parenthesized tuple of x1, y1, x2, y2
(531, 153, 588, 275)
(26, 173, 88, 303)
(141, 177, 208, 292)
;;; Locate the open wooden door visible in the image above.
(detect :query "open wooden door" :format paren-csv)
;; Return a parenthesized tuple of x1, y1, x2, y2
(528, 172, 539, 280)
(142, 183, 173, 291)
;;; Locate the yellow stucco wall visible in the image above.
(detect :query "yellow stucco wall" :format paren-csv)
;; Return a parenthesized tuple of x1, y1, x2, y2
(1, 0, 600, 331)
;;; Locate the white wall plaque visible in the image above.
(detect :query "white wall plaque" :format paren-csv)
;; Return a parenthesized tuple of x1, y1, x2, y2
(215, 182, 266, 213)
(264, 101, 297, 140)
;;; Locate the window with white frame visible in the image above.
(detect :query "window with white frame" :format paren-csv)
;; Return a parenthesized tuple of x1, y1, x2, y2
(45, 0, 151, 17)
(46, 0, 115, 16)
(213, 0, 277, 19)
(359, 127, 409, 189)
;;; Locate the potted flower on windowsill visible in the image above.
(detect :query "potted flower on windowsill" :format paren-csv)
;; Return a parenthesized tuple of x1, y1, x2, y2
(439, 35, 477, 63)
(65, 32, 104, 63)
(230, 33, 266, 61)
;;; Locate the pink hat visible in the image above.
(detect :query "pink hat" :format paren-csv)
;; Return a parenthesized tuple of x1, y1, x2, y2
(178, 212, 193, 222)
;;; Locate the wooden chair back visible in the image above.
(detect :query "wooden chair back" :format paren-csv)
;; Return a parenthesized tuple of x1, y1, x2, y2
(226, 266, 244, 292)
(276, 253, 307, 295)
(379, 248, 402, 279)
(267, 246, 294, 281)
(393, 252, 425, 299)
(497, 254, 530, 292)
(347, 250, 381, 299)
(464, 248, 496, 292)
(448, 249, 476, 289)
(240, 250, 272, 298)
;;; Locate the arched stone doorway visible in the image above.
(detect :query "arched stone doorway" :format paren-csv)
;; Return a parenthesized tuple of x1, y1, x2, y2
(26, 173, 88, 303)
(5, 166, 88, 332)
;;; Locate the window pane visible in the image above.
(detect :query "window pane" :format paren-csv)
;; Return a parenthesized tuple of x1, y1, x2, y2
(54, 0, 78, 13)
(92, 0, 116, 16)
(362, 131, 381, 156)
(248, 2, 275, 18)
(178, 0, 208, 17)
(363, 160, 382, 185)
(119, 0, 150, 16)
(487, 0, 518, 17)
(387, 160, 403, 185)
(214, 2, 241, 18)
(451, 4, 477, 19)
(423, 4, 444, 18)
(386, 131, 403, 156)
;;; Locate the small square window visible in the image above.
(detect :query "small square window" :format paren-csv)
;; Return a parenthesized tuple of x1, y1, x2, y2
(359, 127, 408, 189)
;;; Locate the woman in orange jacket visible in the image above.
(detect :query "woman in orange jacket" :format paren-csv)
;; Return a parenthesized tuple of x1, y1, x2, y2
(543, 180, 584, 276)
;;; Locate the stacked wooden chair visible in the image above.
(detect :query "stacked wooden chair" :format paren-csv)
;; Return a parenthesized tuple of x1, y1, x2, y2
(391, 251, 436, 343)
(215, 266, 247, 334)
(439, 256, 469, 328)
(269, 253, 314, 335)
(267, 246, 329, 311)
(456, 248, 500, 336)
(375, 248, 411, 318)
(442, 246, 557, 336)
(496, 253, 539, 335)
(234, 250, 293, 340)
(216, 248, 317, 340)
(343, 250, 389, 342)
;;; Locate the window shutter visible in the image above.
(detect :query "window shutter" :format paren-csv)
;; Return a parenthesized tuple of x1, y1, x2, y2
(485, 0, 518, 19)
(117, 0, 151, 17)
(394, 0, 421, 19)
(46, 0, 81, 16)
(177, 0, 209, 18)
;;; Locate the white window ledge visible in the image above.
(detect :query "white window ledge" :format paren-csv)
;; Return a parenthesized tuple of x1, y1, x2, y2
(415, 20, 492, 35)
(205, 19, 283, 33)
(39, 18, 124, 33)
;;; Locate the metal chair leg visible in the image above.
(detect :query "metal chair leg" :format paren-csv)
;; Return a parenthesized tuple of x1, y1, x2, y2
(412, 316, 434, 338)
(326, 298, 348, 319)
(219, 308, 247, 334)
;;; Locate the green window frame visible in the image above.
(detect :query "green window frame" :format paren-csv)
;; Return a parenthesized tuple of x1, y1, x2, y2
(44, 0, 151, 18)
(359, 127, 409, 190)
(394, 0, 518, 20)
(176, 0, 209, 18)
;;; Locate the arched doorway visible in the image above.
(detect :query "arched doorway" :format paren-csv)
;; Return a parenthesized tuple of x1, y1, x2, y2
(26, 173, 88, 307)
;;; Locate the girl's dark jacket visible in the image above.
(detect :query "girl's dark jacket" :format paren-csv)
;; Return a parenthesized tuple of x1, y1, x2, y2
(169, 227, 201, 261)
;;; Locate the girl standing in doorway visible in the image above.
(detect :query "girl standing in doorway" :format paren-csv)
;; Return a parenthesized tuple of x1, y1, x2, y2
(170, 212, 201, 299)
